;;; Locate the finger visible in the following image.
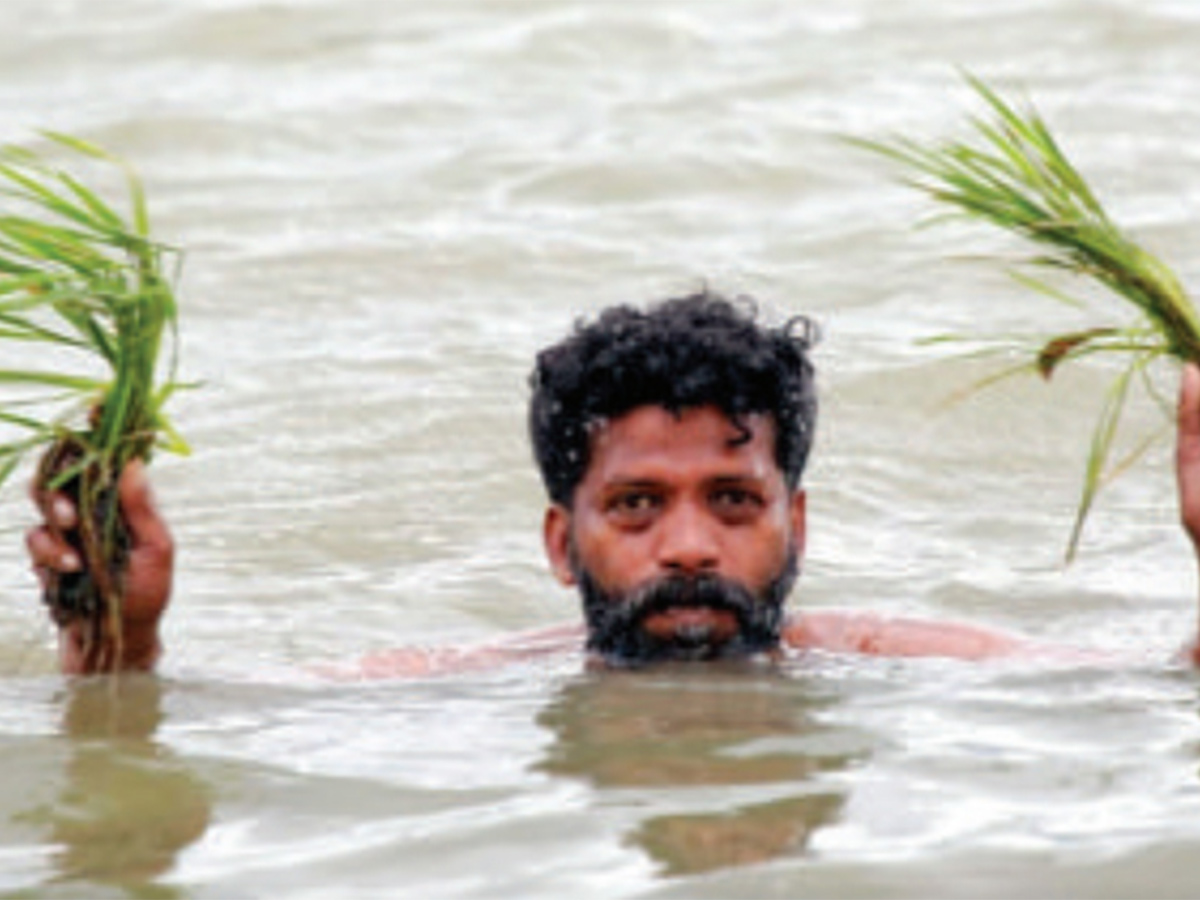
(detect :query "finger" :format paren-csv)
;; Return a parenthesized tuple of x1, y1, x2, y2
(28, 481, 78, 530)
(1179, 363, 1200, 466)
(25, 526, 80, 572)
(47, 493, 77, 530)
(1177, 363, 1200, 543)
(1180, 362, 1200, 437)
(118, 460, 172, 555)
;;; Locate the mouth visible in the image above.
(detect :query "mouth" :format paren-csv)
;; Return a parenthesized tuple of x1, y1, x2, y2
(641, 607, 738, 646)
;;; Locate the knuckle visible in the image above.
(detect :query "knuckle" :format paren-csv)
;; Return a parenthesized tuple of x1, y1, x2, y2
(24, 527, 50, 561)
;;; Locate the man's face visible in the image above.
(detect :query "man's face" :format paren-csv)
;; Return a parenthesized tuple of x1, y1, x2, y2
(543, 405, 806, 665)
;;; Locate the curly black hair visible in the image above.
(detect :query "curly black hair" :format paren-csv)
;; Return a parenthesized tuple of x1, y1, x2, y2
(528, 291, 818, 506)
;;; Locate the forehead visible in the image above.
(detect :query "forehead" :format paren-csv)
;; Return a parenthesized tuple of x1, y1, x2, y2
(583, 405, 780, 483)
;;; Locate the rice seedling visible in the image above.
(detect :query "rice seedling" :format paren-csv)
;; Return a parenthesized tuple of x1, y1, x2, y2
(0, 132, 188, 670)
(853, 75, 1200, 560)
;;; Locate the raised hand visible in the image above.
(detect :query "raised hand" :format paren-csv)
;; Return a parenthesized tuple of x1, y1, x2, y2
(27, 460, 173, 674)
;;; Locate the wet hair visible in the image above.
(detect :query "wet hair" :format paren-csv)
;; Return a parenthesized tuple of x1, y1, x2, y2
(528, 290, 818, 506)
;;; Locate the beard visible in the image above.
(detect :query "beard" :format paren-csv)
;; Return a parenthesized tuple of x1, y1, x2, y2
(575, 549, 798, 667)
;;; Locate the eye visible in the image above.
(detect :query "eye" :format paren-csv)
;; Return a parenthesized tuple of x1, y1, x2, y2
(710, 486, 764, 520)
(606, 490, 662, 526)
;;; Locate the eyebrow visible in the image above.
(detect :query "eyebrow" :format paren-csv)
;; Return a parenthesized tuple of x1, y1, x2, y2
(708, 473, 768, 485)
(600, 478, 664, 493)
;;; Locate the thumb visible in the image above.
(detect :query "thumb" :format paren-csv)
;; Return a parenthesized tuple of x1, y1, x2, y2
(1177, 363, 1200, 545)
(118, 459, 171, 554)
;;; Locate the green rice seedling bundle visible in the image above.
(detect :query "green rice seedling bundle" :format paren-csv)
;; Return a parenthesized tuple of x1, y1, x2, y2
(855, 76, 1200, 559)
(0, 133, 188, 670)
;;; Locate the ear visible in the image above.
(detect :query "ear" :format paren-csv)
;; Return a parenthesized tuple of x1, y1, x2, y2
(789, 489, 807, 562)
(543, 504, 577, 586)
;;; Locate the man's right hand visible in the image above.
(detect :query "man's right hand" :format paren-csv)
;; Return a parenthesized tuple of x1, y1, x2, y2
(25, 460, 173, 674)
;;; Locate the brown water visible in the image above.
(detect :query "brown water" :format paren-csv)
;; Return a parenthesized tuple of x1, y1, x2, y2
(3, 1, 1200, 897)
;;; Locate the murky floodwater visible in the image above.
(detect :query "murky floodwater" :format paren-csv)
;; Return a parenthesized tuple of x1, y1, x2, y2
(3, 0, 1200, 896)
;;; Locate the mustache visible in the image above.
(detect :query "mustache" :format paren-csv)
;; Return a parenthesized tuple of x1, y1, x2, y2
(611, 573, 761, 630)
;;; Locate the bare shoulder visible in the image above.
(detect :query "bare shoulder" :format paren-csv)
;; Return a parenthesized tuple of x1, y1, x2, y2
(783, 609, 1033, 661)
(325, 623, 585, 680)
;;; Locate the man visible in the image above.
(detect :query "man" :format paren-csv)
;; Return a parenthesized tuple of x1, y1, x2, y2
(26, 291, 1200, 674)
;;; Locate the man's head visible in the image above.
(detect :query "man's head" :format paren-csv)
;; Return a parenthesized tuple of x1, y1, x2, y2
(529, 291, 818, 665)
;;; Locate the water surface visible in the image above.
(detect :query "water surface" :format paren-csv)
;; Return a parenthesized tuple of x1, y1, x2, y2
(2, 1, 1200, 896)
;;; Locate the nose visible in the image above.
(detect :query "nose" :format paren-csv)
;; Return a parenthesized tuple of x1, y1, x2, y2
(656, 501, 720, 576)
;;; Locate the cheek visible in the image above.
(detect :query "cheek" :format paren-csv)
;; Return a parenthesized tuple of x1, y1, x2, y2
(732, 516, 794, 581)
(570, 518, 654, 591)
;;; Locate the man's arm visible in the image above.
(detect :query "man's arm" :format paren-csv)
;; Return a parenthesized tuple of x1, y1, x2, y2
(26, 460, 173, 674)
